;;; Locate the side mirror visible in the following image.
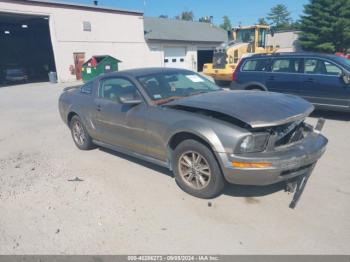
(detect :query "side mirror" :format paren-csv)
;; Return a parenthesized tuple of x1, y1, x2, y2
(342, 73, 350, 85)
(119, 95, 142, 105)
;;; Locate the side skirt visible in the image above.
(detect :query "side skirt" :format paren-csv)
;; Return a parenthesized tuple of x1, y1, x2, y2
(93, 140, 170, 169)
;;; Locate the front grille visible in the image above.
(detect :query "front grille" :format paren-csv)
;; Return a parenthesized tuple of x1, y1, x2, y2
(213, 51, 227, 69)
(274, 122, 306, 147)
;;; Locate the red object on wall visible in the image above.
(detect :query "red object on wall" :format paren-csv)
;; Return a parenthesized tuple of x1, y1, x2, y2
(73, 53, 85, 80)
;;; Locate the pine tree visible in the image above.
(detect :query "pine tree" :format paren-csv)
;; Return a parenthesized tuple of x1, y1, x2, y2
(220, 16, 232, 31)
(257, 18, 269, 25)
(299, 0, 350, 53)
(267, 4, 292, 30)
(177, 11, 194, 21)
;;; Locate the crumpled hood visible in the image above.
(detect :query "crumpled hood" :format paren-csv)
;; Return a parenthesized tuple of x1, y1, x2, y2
(166, 90, 314, 128)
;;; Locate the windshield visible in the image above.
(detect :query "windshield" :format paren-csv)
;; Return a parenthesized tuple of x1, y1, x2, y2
(236, 28, 255, 43)
(137, 71, 221, 105)
(258, 28, 267, 47)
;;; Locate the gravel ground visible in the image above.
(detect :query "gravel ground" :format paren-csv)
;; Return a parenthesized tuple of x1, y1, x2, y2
(0, 82, 349, 254)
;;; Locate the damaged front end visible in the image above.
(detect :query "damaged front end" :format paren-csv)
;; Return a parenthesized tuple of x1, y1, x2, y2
(269, 118, 326, 208)
(234, 117, 327, 209)
(165, 91, 328, 208)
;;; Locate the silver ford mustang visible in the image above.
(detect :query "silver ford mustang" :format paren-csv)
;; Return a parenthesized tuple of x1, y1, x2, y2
(59, 68, 328, 207)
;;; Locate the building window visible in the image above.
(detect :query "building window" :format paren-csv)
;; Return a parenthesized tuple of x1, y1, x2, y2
(180, 58, 184, 62)
(164, 59, 169, 63)
(83, 21, 91, 32)
(172, 59, 176, 62)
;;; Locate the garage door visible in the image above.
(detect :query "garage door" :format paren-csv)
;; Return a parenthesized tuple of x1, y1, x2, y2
(0, 12, 56, 86)
(197, 50, 214, 72)
(164, 47, 186, 69)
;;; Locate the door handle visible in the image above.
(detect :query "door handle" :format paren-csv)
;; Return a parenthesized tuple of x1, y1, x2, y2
(96, 104, 101, 111)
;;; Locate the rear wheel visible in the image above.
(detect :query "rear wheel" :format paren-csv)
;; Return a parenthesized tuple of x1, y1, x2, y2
(70, 115, 95, 150)
(172, 139, 225, 198)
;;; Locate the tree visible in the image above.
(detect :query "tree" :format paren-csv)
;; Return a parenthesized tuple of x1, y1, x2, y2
(199, 16, 212, 23)
(159, 14, 168, 19)
(177, 11, 194, 21)
(267, 4, 292, 30)
(257, 17, 269, 25)
(220, 16, 232, 31)
(299, 0, 350, 53)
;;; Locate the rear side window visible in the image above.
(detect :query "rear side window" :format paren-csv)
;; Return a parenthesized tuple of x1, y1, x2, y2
(271, 58, 300, 73)
(242, 59, 269, 72)
(81, 82, 93, 94)
(304, 59, 342, 76)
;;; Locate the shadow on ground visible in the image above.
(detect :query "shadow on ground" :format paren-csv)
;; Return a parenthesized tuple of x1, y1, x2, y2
(310, 109, 350, 121)
(99, 147, 286, 199)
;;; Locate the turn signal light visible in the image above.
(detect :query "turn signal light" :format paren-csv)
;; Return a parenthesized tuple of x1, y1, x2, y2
(232, 161, 272, 168)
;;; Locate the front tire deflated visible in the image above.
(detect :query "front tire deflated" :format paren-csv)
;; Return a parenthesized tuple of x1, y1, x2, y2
(172, 139, 225, 198)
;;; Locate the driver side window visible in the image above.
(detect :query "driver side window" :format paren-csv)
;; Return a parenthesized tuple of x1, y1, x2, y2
(99, 77, 140, 103)
(304, 59, 342, 76)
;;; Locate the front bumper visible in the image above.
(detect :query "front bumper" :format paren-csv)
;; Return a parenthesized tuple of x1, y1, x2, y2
(217, 132, 328, 185)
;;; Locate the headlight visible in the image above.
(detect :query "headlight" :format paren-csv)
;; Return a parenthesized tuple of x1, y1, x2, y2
(236, 133, 269, 153)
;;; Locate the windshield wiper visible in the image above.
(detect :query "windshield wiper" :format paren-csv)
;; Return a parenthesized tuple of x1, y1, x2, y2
(188, 90, 208, 96)
(154, 96, 183, 105)
(188, 89, 223, 96)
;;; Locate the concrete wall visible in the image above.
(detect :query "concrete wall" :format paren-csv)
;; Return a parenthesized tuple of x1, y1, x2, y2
(266, 31, 301, 52)
(0, 1, 160, 82)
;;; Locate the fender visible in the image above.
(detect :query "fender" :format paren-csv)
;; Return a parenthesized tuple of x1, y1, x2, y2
(165, 119, 227, 153)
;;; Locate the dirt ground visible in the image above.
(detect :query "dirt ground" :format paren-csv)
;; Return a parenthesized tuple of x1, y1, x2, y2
(0, 82, 349, 254)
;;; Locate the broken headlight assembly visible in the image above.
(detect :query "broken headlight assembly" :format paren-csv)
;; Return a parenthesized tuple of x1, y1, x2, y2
(235, 133, 270, 153)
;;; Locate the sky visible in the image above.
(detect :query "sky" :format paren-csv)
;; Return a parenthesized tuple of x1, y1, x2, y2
(59, 0, 309, 26)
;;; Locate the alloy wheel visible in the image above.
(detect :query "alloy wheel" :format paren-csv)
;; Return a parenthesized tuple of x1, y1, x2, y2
(178, 151, 211, 190)
(72, 121, 86, 146)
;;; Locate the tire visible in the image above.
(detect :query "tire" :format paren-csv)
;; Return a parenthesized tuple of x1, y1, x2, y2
(70, 115, 95, 150)
(214, 80, 231, 87)
(172, 139, 225, 198)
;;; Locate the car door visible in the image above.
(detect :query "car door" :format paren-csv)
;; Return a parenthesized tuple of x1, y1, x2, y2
(92, 76, 148, 155)
(239, 58, 270, 87)
(301, 58, 350, 108)
(265, 57, 303, 94)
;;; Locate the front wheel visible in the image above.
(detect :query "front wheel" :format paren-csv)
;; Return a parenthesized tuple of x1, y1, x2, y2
(172, 139, 225, 198)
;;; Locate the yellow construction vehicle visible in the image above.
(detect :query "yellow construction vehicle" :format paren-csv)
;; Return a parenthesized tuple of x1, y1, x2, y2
(203, 25, 277, 85)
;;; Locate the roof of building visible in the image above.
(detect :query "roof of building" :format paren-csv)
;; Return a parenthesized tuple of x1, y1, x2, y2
(144, 17, 228, 43)
(7, 0, 143, 15)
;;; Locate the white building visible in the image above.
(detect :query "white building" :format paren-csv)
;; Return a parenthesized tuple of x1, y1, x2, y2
(267, 30, 302, 52)
(144, 17, 228, 72)
(0, 0, 228, 84)
(0, 0, 159, 82)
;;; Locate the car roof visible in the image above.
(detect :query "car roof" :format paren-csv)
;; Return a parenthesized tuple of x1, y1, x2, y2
(100, 67, 194, 79)
(248, 52, 339, 59)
